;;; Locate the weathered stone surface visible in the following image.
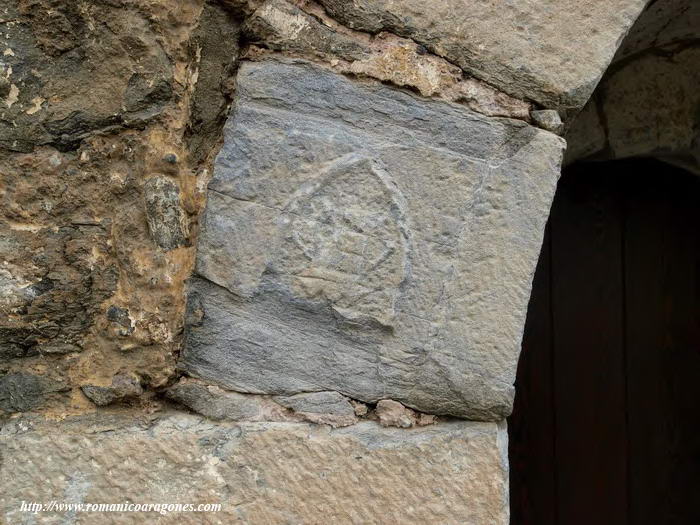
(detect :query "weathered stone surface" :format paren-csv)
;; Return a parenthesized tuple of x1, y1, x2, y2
(81, 373, 143, 407)
(352, 399, 369, 417)
(0, 372, 67, 413)
(185, 1, 241, 166)
(564, 100, 607, 164)
(81, 385, 119, 407)
(376, 399, 421, 428)
(565, 0, 700, 171)
(168, 379, 357, 427)
(0, 1, 174, 153)
(531, 110, 564, 135)
(105, 305, 135, 337)
(316, 0, 648, 113)
(245, 0, 531, 119)
(274, 391, 353, 416)
(143, 177, 189, 251)
(0, 0, 241, 410)
(1, 413, 509, 524)
(166, 377, 294, 422)
(245, 0, 369, 61)
(603, 48, 700, 169)
(182, 59, 564, 420)
(274, 391, 357, 427)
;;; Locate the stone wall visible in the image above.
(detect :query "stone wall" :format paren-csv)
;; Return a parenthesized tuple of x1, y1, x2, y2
(0, 1, 666, 523)
(1, 0, 241, 416)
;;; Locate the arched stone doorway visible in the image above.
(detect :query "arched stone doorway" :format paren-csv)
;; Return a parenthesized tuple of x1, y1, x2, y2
(509, 1, 700, 522)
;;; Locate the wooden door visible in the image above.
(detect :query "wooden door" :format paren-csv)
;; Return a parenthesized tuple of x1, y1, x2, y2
(508, 159, 700, 525)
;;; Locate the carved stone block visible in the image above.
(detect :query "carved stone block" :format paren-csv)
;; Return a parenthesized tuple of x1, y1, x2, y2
(181, 59, 564, 420)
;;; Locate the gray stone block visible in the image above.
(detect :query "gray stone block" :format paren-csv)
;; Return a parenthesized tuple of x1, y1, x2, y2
(0, 372, 67, 413)
(181, 59, 565, 420)
(274, 391, 357, 427)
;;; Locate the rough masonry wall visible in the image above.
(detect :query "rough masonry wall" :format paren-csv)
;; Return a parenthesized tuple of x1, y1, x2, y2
(1, 0, 240, 415)
(0, 0, 656, 523)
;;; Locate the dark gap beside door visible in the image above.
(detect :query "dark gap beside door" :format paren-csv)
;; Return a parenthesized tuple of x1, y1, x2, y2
(509, 159, 700, 525)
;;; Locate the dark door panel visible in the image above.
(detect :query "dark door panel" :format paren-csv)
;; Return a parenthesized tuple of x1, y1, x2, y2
(509, 159, 700, 525)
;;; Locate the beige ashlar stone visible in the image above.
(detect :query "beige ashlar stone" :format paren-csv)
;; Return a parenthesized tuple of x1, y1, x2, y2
(0, 413, 510, 525)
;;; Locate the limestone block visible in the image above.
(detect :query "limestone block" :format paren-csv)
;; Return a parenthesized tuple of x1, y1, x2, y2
(316, 0, 648, 113)
(0, 413, 509, 524)
(182, 59, 564, 420)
